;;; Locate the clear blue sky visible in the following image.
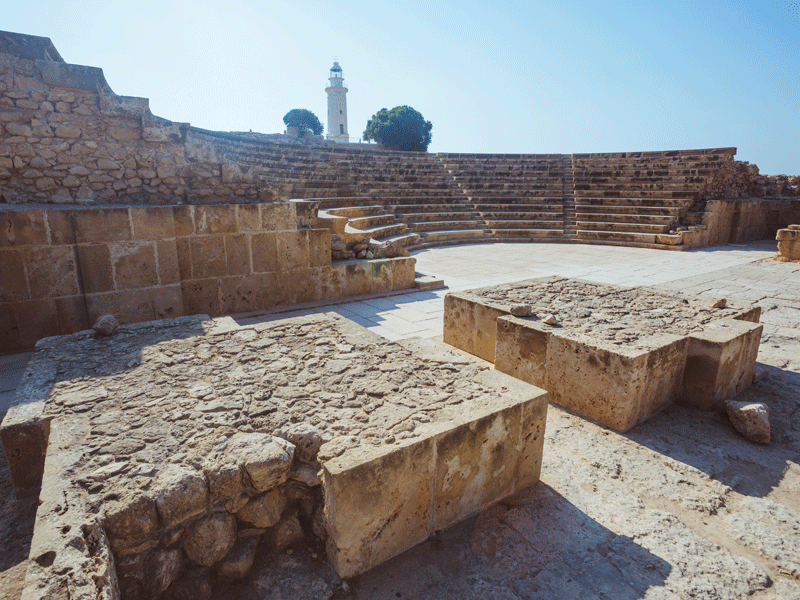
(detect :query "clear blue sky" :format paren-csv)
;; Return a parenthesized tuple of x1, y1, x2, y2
(4, 0, 799, 174)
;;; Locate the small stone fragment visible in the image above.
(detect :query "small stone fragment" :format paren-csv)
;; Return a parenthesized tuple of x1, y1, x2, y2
(93, 314, 119, 336)
(542, 314, 560, 325)
(725, 400, 770, 444)
(510, 304, 533, 317)
(711, 298, 727, 309)
(752, 365, 769, 383)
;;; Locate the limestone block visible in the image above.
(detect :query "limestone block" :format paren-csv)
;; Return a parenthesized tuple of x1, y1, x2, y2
(181, 278, 221, 317)
(130, 206, 176, 240)
(203, 459, 244, 502)
(261, 203, 296, 231)
(226, 432, 295, 492)
(270, 512, 305, 552)
(54, 294, 90, 335)
(319, 265, 347, 301)
(683, 319, 763, 410)
(0, 247, 28, 302)
(323, 436, 435, 579)
(151, 284, 184, 320)
(156, 239, 180, 284)
(443, 292, 507, 362)
(235, 489, 286, 528)
(173, 205, 195, 236)
(777, 240, 800, 260)
(219, 274, 270, 314)
(225, 234, 251, 276)
(277, 230, 309, 271)
(389, 256, 417, 291)
(76, 243, 113, 293)
(45, 209, 76, 245)
(307, 228, 332, 267)
(495, 317, 550, 389)
(153, 464, 209, 528)
(433, 392, 522, 529)
(85, 288, 155, 325)
(73, 207, 132, 243)
(110, 241, 158, 290)
(183, 512, 237, 566)
(0, 209, 48, 246)
(236, 204, 261, 232)
(12, 299, 63, 347)
(190, 235, 227, 279)
(0, 303, 22, 353)
(104, 492, 158, 543)
(775, 227, 800, 242)
(287, 267, 322, 304)
(251, 231, 279, 273)
(195, 204, 237, 235)
(106, 125, 141, 141)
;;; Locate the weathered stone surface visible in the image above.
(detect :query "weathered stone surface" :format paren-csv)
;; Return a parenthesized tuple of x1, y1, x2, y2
(235, 489, 286, 528)
(154, 464, 209, 528)
(92, 313, 118, 335)
(450, 276, 762, 431)
(227, 432, 295, 492)
(725, 400, 770, 443)
(217, 535, 259, 579)
(183, 511, 236, 566)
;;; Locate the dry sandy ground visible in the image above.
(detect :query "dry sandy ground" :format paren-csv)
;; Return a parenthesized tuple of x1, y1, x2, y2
(2, 256, 799, 600)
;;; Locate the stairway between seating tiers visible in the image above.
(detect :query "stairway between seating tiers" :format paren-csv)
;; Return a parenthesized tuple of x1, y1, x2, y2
(189, 131, 738, 251)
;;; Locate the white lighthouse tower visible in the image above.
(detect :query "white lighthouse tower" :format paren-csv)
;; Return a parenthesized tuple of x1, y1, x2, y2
(325, 61, 349, 143)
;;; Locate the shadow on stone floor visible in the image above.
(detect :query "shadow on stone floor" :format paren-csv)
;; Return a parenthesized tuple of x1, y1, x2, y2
(0, 445, 37, 600)
(623, 365, 800, 506)
(336, 483, 671, 600)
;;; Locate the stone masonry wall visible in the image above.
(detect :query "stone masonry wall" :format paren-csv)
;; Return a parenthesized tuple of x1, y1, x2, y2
(0, 202, 416, 352)
(0, 33, 285, 206)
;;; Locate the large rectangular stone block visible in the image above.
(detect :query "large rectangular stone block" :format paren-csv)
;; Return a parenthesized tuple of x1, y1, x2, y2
(251, 232, 278, 273)
(683, 319, 764, 410)
(76, 243, 114, 294)
(194, 204, 238, 235)
(73, 208, 131, 243)
(130, 206, 176, 240)
(23, 245, 80, 299)
(110, 241, 158, 290)
(277, 230, 309, 271)
(0, 209, 48, 246)
(0, 247, 28, 302)
(189, 235, 227, 279)
(443, 292, 507, 362)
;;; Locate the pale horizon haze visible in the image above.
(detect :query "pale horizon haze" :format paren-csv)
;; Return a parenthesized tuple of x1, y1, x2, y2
(4, 0, 799, 175)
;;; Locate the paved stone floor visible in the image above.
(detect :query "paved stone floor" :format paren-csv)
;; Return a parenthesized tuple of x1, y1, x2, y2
(2, 239, 800, 600)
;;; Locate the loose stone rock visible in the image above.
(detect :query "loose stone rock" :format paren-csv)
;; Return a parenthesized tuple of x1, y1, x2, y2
(235, 489, 286, 528)
(93, 314, 119, 336)
(510, 304, 534, 317)
(542, 313, 560, 325)
(725, 400, 770, 444)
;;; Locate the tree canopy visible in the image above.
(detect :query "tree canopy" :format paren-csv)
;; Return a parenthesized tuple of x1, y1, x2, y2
(363, 106, 433, 152)
(283, 109, 324, 136)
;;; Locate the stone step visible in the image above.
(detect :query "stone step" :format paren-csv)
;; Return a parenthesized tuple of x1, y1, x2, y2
(574, 204, 683, 216)
(378, 232, 421, 247)
(576, 220, 671, 234)
(576, 230, 658, 244)
(345, 222, 408, 238)
(348, 214, 399, 229)
(574, 191, 697, 200)
(576, 212, 676, 225)
(396, 211, 481, 223)
(325, 205, 385, 218)
(408, 220, 485, 232)
(390, 203, 474, 214)
(474, 204, 564, 213)
(483, 220, 564, 230)
(417, 229, 490, 242)
(478, 211, 565, 220)
(488, 228, 565, 238)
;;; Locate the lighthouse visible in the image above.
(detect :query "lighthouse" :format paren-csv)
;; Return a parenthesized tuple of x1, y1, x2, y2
(325, 61, 349, 143)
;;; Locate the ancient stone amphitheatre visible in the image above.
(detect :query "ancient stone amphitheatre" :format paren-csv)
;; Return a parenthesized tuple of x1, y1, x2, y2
(1, 31, 800, 600)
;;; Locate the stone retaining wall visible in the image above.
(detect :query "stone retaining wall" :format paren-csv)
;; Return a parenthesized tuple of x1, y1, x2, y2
(0, 202, 415, 352)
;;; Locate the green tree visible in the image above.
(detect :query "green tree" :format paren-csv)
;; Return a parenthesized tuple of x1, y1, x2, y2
(363, 106, 433, 151)
(283, 109, 323, 136)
